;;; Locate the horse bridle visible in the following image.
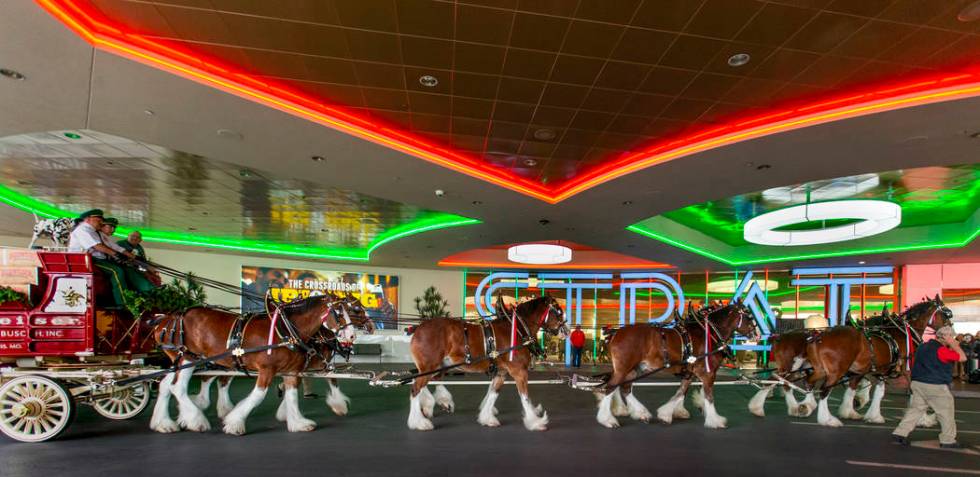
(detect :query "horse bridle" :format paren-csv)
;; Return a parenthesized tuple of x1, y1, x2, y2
(539, 301, 568, 336)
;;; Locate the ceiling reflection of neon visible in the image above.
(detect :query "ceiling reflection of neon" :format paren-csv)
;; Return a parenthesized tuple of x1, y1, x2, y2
(0, 184, 478, 261)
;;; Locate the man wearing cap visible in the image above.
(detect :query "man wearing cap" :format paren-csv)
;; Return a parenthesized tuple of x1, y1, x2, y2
(67, 210, 142, 308)
(101, 218, 154, 296)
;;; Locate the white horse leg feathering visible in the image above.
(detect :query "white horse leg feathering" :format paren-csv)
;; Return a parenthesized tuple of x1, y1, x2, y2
(223, 386, 268, 435)
(326, 380, 351, 416)
(407, 391, 434, 431)
(171, 363, 210, 432)
(519, 393, 548, 431)
(610, 388, 629, 417)
(149, 372, 179, 433)
(192, 377, 215, 410)
(433, 384, 455, 413)
(816, 395, 843, 427)
(216, 378, 235, 419)
(837, 387, 862, 420)
(749, 384, 776, 417)
(477, 383, 501, 427)
(282, 388, 317, 432)
(862, 382, 886, 424)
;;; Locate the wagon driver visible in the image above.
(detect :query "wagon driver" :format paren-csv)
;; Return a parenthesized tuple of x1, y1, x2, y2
(67, 209, 153, 308)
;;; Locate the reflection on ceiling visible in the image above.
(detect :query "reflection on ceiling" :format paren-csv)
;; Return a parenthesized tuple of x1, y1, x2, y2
(439, 240, 673, 270)
(0, 129, 478, 260)
(36, 0, 980, 202)
(628, 164, 980, 266)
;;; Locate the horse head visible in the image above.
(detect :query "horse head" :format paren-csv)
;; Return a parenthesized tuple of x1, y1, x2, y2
(710, 299, 759, 341)
(904, 294, 953, 333)
(340, 292, 376, 334)
(524, 295, 567, 339)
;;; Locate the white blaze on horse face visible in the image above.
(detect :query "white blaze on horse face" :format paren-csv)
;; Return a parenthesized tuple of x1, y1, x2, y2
(336, 325, 356, 344)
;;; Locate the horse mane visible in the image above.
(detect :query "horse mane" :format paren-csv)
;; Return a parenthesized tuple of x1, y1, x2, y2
(279, 294, 331, 314)
(515, 295, 549, 315)
(901, 298, 938, 319)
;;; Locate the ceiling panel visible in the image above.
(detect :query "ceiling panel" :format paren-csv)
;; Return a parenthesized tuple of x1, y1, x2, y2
(58, 0, 980, 188)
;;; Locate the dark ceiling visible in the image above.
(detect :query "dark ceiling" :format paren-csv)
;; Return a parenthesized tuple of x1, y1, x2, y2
(81, 0, 980, 184)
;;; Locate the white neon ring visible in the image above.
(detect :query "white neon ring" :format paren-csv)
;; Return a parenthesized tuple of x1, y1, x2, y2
(743, 200, 901, 246)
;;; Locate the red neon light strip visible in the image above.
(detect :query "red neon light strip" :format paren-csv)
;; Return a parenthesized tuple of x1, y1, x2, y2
(37, 0, 980, 204)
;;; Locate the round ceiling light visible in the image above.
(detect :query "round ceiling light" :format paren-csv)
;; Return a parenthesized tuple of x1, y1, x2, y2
(727, 53, 751, 67)
(523, 158, 538, 167)
(533, 128, 557, 141)
(743, 200, 901, 246)
(507, 243, 572, 265)
(0, 68, 25, 80)
(419, 75, 439, 87)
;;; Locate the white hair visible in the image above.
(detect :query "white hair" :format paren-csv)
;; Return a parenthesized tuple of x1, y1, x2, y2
(935, 326, 955, 339)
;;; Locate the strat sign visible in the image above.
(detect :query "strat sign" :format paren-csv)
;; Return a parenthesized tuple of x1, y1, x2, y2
(474, 266, 894, 353)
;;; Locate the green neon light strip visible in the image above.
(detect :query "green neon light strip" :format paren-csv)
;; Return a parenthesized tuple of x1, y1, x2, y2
(0, 184, 479, 261)
(626, 224, 980, 267)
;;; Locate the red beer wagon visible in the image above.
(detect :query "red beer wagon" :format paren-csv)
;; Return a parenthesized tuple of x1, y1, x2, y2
(0, 249, 156, 442)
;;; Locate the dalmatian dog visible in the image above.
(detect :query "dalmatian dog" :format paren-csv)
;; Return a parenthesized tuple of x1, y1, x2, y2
(29, 217, 76, 249)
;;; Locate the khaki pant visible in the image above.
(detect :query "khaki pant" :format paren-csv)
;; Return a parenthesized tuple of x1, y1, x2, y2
(892, 381, 957, 444)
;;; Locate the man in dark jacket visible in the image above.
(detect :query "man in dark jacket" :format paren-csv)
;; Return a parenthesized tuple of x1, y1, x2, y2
(892, 326, 967, 448)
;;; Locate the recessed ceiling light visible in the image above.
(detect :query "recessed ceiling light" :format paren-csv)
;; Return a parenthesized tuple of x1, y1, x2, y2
(188, 227, 197, 231)
(419, 75, 439, 87)
(311, 155, 325, 162)
(622, 200, 633, 206)
(538, 219, 550, 226)
(472, 200, 482, 205)
(533, 128, 557, 141)
(239, 169, 251, 177)
(858, 261, 866, 265)
(63, 132, 82, 140)
(217, 128, 244, 140)
(434, 189, 445, 197)
(757, 164, 771, 170)
(524, 158, 538, 167)
(958, 0, 980, 22)
(0, 68, 25, 80)
(508, 244, 573, 265)
(143, 109, 155, 116)
(727, 53, 751, 67)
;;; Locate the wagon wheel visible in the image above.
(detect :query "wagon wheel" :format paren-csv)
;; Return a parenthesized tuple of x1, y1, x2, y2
(93, 382, 150, 420)
(0, 376, 75, 443)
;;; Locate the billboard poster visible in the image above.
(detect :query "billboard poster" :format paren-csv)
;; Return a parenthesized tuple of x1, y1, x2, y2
(241, 266, 399, 328)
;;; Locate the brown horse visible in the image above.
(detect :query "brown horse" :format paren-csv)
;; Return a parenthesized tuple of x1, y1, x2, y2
(805, 295, 953, 427)
(193, 293, 374, 419)
(148, 294, 354, 435)
(406, 295, 567, 431)
(596, 301, 759, 429)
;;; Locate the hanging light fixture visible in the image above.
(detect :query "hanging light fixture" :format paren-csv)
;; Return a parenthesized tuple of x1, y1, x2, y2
(743, 200, 901, 246)
(507, 243, 573, 264)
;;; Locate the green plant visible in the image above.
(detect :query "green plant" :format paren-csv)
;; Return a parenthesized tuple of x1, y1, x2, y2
(414, 285, 450, 319)
(0, 286, 29, 306)
(123, 274, 207, 317)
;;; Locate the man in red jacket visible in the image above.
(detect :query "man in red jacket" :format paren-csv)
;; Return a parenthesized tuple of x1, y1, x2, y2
(570, 325, 586, 368)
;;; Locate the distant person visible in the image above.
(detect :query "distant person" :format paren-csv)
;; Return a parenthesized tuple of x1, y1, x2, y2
(570, 325, 585, 368)
(892, 325, 967, 448)
(117, 230, 147, 261)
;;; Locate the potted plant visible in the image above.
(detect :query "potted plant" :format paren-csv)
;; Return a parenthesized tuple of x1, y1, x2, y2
(414, 286, 450, 319)
(0, 286, 29, 309)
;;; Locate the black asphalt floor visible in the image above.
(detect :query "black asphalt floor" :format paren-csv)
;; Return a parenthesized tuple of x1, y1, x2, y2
(1, 367, 978, 477)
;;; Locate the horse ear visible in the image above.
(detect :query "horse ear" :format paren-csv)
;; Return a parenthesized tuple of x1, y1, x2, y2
(934, 293, 941, 301)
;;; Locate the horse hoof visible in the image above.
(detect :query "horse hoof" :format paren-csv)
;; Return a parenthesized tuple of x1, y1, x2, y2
(479, 416, 501, 427)
(151, 419, 180, 433)
(287, 419, 317, 432)
(439, 403, 455, 414)
(179, 416, 211, 432)
(329, 404, 349, 416)
(598, 418, 620, 429)
(673, 407, 690, 420)
(864, 416, 885, 424)
(223, 421, 247, 435)
(822, 418, 843, 428)
(408, 418, 434, 431)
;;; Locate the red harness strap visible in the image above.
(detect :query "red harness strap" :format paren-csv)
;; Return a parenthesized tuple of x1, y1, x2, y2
(704, 319, 712, 373)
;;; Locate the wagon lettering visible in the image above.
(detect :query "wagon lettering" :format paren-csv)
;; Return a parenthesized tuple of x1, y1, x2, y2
(0, 329, 27, 339)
